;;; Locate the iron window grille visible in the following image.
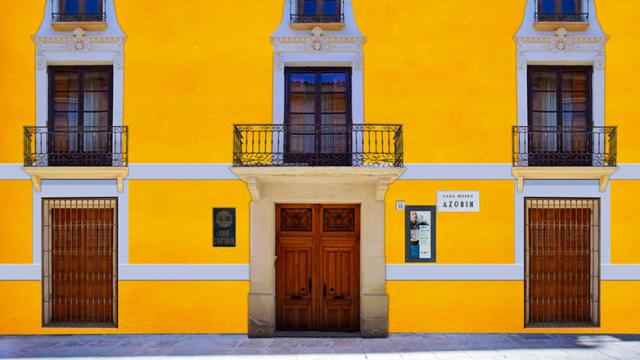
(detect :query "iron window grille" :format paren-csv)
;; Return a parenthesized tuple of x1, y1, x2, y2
(512, 126, 617, 167)
(52, 0, 106, 23)
(290, 0, 345, 24)
(42, 198, 118, 328)
(24, 126, 129, 167)
(535, 0, 589, 22)
(233, 124, 403, 168)
(524, 198, 600, 328)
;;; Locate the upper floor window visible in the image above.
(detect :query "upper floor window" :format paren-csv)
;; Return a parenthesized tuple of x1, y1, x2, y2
(536, 0, 588, 23)
(291, 0, 343, 25)
(54, 0, 105, 23)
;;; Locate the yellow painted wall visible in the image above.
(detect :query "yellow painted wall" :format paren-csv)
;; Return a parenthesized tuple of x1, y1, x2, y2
(118, 0, 279, 163)
(610, 181, 640, 264)
(388, 281, 640, 333)
(128, 181, 250, 264)
(2, 0, 640, 163)
(598, 0, 640, 163)
(0, 181, 32, 263)
(386, 180, 515, 264)
(0, 1, 40, 163)
(0, 281, 248, 334)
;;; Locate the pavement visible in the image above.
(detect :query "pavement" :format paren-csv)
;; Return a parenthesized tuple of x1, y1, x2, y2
(1, 333, 640, 359)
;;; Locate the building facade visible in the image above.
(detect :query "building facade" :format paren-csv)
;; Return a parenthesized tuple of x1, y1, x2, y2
(1, 0, 639, 336)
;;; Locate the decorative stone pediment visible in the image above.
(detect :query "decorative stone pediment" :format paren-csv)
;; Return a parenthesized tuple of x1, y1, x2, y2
(514, 0, 608, 62)
(33, 0, 127, 70)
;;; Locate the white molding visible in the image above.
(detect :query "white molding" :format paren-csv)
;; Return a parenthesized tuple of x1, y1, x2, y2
(271, 0, 365, 132)
(0, 265, 40, 280)
(32, 180, 129, 264)
(386, 264, 524, 281)
(515, 0, 607, 132)
(34, 0, 126, 130)
(514, 180, 611, 264)
(4, 263, 638, 281)
(602, 264, 640, 281)
(127, 164, 236, 180)
(0, 164, 31, 180)
(401, 164, 513, 180)
(119, 264, 249, 281)
(5, 163, 640, 180)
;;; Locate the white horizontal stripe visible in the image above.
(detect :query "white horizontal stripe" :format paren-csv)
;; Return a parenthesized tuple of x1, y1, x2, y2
(612, 164, 640, 180)
(127, 164, 236, 180)
(0, 265, 40, 280)
(386, 264, 524, 280)
(0, 164, 29, 180)
(118, 264, 249, 280)
(401, 164, 514, 180)
(2, 264, 639, 281)
(602, 264, 640, 280)
(3, 163, 640, 181)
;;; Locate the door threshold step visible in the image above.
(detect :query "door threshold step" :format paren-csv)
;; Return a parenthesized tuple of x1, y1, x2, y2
(274, 331, 361, 338)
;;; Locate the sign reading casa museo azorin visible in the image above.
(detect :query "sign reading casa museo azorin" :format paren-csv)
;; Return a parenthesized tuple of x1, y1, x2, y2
(437, 191, 480, 212)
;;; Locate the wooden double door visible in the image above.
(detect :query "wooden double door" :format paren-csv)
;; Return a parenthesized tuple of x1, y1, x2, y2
(276, 204, 360, 332)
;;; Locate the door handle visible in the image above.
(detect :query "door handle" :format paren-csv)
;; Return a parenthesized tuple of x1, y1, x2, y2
(290, 295, 303, 300)
(308, 278, 312, 294)
(334, 295, 345, 300)
(323, 283, 326, 298)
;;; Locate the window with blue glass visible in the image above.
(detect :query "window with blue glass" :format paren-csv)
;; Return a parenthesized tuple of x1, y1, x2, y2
(293, 0, 342, 23)
(537, 0, 587, 22)
(55, 0, 104, 22)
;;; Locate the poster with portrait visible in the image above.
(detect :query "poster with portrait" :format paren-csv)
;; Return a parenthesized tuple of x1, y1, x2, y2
(405, 206, 436, 262)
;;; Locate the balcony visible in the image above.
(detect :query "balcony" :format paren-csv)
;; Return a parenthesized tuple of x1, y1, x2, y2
(232, 124, 404, 200)
(51, 0, 107, 31)
(233, 124, 402, 168)
(534, 12, 589, 31)
(512, 126, 617, 192)
(23, 126, 128, 192)
(289, 0, 345, 30)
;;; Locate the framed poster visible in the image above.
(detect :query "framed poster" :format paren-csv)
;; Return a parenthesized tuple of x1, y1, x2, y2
(213, 208, 236, 247)
(405, 206, 436, 262)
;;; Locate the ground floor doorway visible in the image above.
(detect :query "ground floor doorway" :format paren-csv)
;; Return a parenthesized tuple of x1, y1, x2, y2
(525, 198, 600, 327)
(276, 204, 360, 332)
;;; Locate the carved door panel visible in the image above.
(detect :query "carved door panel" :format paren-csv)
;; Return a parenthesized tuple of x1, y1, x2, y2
(276, 238, 314, 330)
(276, 204, 360, 332)
(319, 240, 359, 331)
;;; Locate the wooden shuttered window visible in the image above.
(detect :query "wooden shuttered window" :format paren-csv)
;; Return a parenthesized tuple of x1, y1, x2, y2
(42, 198, 118, 327)
(525, 198, 600, 327)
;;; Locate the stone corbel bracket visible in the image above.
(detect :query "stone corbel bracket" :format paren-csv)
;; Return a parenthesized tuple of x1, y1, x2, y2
(231, 167, 406, 202)
(512, 167, 618, 193)
(22, 167, 129, 192)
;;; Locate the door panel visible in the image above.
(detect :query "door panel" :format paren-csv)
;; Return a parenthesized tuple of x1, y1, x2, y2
(276, 238, 314, 331)
(526, 199, 599, 327)
(276, 204, 359, 332)
(319, 240, 359, 331)
(49, 205, 116, 325)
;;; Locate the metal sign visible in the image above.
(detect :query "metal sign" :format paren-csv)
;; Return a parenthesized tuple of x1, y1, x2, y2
(213, 208, 236, 247)
(437, 191, 480, 212)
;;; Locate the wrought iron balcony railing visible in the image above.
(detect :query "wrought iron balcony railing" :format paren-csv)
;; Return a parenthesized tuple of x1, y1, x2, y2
(233, 124, 403, 168)
(24, 126, 128, 167)
(52, 0, 106, 22)
(290, 0, 344, 24)
(512, 126, 617, 167)
(535, 12, 589, 22)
